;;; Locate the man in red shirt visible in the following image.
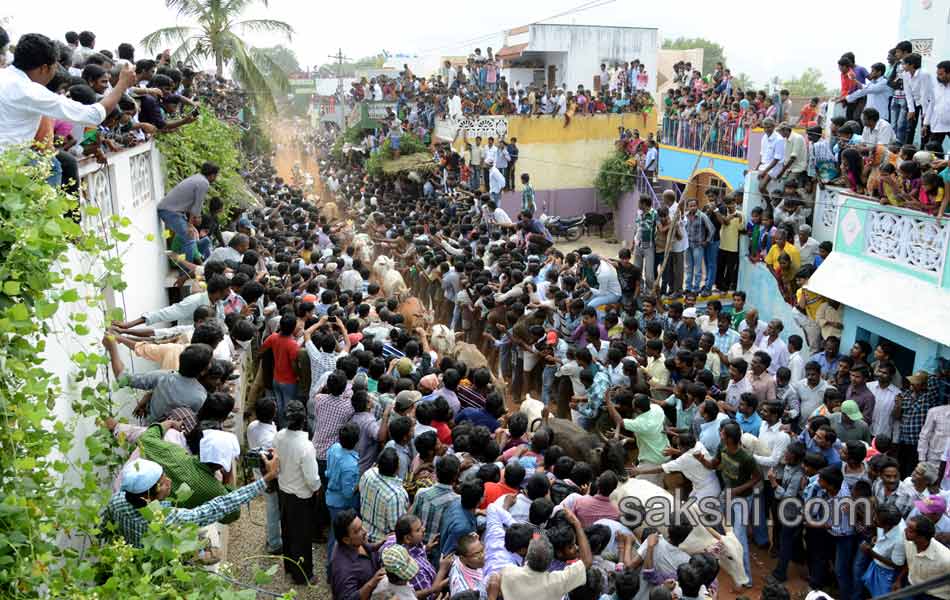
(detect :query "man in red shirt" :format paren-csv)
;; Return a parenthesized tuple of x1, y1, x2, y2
(480, 460, 525, 509)
(261, 314, 300, 426)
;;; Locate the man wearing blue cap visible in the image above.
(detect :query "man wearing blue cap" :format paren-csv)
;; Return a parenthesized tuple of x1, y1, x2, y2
(100, 450, 279, 548)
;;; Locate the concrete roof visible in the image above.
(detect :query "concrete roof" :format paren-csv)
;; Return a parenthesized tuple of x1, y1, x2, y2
(805, 252, 950, 347)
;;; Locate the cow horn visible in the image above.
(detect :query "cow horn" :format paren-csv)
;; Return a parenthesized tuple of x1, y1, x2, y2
(705, 525, 722, 541)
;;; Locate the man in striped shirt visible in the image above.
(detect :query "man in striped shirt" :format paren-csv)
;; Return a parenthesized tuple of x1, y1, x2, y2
(359, 448, 409, 544)
(411, 454, 460, 546)
(100, 452, 278, 548)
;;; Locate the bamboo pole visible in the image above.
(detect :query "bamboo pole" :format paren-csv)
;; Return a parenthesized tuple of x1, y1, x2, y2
(652, 123, 716, 297)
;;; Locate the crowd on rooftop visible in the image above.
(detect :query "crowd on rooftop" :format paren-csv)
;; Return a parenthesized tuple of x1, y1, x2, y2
(2, 24, 950, 600)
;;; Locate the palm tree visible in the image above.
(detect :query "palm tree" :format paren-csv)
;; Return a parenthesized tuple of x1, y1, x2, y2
(141, 0, 294, 112)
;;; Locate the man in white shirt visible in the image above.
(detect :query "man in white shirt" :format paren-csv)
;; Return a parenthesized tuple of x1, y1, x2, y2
(902, 53, 933, 145)
(786, 362, 834, 426)
(795, 224, 820, 266)
(487, 159, 506, 203)
(756, 118, 785, 194)
(755, 403, 791, 479)
(787, 334, 806, 384)
(0, 33, 136, 151)
(860, 107, 897, 147)
(583, 254, 622, 311)
(924, 60, 950, 147)
(633, 432, 720, 500)
(758, 319, 790, 375)
(273, 400, 321, 585)
(738, 309, 768, 345)
(868, 361, 901, 440)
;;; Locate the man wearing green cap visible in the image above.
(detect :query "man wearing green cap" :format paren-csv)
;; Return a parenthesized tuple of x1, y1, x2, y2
(830, 399, 872, 444)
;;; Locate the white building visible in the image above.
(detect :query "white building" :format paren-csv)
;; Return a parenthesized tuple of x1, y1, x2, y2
(491, 23, 658, 93)
(898, 0, 950, 72)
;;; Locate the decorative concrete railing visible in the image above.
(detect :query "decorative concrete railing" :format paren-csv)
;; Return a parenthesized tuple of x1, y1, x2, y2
(434, 115, 510, 142)
(831, 191, 950, 288)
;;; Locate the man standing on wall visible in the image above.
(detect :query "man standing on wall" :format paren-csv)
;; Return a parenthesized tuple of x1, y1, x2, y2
(463, 132, 484, 192)
(156, 162, 219, 264)
(505, 137, 519, 191)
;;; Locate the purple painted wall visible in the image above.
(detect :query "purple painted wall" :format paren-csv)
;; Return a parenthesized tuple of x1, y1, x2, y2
(498, 188, 640, 246)
(614, 192, 640, 246)
(499, 188, 612, 219)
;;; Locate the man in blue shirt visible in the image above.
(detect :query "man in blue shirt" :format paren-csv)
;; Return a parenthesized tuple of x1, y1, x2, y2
(810, 336, 843, 379)
(439, 479, 483, 556)
(518, 210, 553, 250)
(736, 393, 763, 435)
(326, 422, 361, 566)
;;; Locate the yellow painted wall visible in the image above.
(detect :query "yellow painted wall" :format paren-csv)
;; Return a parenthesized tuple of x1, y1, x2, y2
(456, 113, 658, 191)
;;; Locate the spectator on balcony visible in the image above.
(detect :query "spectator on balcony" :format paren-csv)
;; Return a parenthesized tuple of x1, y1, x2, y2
(71, 30, 97, 67)
(137, 74, 198, 133)
(798, 97, 820, 128)
(775, 122, 808, 187)
(157, 162, 219, 263)
(902, 53, 933, 146)
(756, 118, 785, 195)
(839, 56, 864, 121)
(860, 107, 897, 148)
(924, 60, 950, 148)
(846, 63, 892, 125)
(0, 33, 135, 157)
(764, 228, 801, 274)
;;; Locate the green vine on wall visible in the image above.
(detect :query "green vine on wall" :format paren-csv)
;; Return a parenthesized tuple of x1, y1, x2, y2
(0, 151, 289, 598)
(594, 151, 637, 209)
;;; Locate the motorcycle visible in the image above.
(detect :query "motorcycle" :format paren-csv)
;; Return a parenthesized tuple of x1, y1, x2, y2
(540, 213, 585, 242)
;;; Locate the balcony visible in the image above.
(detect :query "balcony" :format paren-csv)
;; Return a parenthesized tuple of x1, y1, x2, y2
(806, 192, 950, 348)
(655, 116, 753, 191)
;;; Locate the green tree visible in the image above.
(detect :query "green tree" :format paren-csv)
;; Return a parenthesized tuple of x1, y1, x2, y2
(662, 37, 726, 75)
(781, 67, 834, 97)
(732, 72, 755, 92)
(316, 54, 387, 78)
(253, 44, 302, 77)
(141, 0, 293, 113)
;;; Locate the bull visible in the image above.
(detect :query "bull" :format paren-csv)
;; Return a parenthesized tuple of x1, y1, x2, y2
(610, 478, 751, 589)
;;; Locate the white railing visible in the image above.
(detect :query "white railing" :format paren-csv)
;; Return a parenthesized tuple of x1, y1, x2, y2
(434, 115, 509, 142)
(864, 207, 949, 274)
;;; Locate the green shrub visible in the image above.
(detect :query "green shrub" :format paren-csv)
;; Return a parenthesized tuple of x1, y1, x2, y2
(156, 108, 252, 219)
(0, 149, 288, 597)
(594, 151, 637, 208)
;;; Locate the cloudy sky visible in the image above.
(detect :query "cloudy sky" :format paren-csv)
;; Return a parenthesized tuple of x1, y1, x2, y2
(4, 0, 901, 88)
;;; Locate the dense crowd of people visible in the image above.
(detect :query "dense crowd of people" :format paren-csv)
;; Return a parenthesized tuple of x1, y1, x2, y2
(3, 25, 950, 600)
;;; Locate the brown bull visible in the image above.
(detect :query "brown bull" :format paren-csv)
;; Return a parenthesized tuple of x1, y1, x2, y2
(396, 297, 431, 331)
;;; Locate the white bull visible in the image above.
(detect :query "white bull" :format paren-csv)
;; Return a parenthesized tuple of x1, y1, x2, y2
(352, 233, 374, 265)
(430, 325, 455, 357)
(609, 478, 750, 588)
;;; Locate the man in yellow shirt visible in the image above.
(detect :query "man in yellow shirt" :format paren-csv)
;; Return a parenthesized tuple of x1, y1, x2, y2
(764, 228, 801, 272)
